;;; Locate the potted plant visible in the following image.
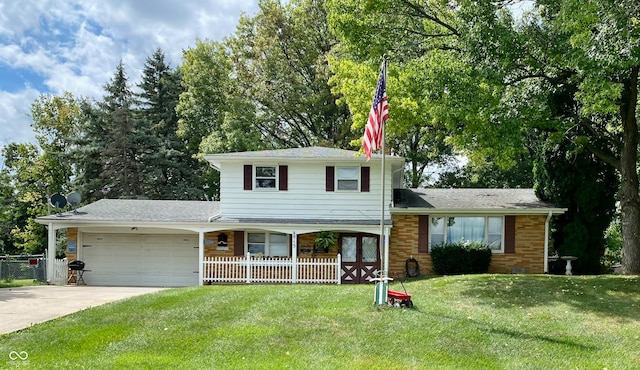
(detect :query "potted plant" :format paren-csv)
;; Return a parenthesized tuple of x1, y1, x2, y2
(314, 231, 339, 253)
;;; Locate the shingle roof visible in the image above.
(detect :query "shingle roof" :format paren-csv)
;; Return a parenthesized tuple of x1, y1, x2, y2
(37, 199, 220, 223)
(36, 188, 564, 225)
(394, 188, 562, 212)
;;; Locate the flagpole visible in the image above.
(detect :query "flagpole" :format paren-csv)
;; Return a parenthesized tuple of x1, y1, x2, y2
(379, 57, 387, 282)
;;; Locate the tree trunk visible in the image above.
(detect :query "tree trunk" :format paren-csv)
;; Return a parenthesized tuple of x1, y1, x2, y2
(620, 67, 640, 274)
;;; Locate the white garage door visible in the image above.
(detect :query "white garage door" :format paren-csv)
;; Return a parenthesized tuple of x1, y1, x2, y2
(80, 233, 199, 286)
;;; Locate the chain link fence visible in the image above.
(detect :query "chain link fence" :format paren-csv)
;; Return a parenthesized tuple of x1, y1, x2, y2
(0, 255, 47, 282)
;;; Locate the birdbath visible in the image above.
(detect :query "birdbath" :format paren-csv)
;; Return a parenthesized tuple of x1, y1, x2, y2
(561, 256, 578, 275)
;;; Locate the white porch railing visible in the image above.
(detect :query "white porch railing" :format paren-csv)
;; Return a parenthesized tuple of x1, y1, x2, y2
(52, 258, 68, 285)
(203, 253, 341, 284)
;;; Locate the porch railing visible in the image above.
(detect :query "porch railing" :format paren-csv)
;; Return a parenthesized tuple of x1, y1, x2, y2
(203, 253, 341, 284)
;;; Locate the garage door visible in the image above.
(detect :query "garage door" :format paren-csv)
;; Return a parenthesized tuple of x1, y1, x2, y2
(81, 233, 199, 286)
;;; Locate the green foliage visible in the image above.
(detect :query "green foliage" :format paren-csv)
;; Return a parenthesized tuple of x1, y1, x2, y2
(603, 221, 623, 270)
(435, 155, 534, 188)
(137, 49, 209, 200)
(430, 242, 492, 275)
(177, 39, 232, 155)
(534, 138, 618, 274)
(225, 0, 354, 149)
(314, 231, 339, 252)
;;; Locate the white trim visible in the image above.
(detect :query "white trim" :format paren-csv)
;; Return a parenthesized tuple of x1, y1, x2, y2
(46, 222, 56, 284)
(428, 215, 506, 253)
(392, 208, 567, 216)
(544, 211, 552, 273)
(198, 231, 204, 286)
(245, 231, 290, 257)
(335, 166, 360, 192)
(253, 164, 278, 191)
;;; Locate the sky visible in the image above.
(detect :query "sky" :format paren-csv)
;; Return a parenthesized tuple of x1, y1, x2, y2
(0, 0, 259, 161)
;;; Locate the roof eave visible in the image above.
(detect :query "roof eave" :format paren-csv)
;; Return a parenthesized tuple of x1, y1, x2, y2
(391, 207, 567, 215)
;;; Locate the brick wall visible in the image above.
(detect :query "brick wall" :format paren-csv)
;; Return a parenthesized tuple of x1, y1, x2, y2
(203, 231, 235, 257)
(389, 214, 547, 275)
(389, 215, 434, 276)
(489, 215, 546, 274)
(66, 228, 78, 262)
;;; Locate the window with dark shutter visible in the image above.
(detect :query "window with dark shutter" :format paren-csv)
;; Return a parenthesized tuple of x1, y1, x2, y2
(504, 216, 516, 254)
(243, 165, 252, 190)
(279, 165, 288, 191)
(326, 166, 335, 192)
(418, 215, 430, 253)
(361, 167, 370, 192)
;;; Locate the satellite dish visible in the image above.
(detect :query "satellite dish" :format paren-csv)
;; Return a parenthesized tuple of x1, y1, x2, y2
(50, 193, 67, 209)
(67, 192, 81, 206)
(67, 191, 82, 214)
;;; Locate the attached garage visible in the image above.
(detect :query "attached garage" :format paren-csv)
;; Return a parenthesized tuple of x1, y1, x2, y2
(80, 233, 199, 287)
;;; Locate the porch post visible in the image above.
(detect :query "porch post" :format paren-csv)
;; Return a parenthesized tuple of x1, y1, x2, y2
(246, 252, 251, 284)
(544, 211, 552, 273)
(198, 231, 204, 286)
(46, 223, 56, 284)
(291, 232, 297, 284)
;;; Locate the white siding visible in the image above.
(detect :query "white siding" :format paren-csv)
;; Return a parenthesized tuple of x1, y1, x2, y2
(219, 160, 394, 220)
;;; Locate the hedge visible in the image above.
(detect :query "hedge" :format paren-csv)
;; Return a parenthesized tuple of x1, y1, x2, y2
(430, 242, 492, 275)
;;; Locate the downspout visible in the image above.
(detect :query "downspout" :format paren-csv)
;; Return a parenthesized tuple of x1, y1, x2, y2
(544, 211, 552, 273)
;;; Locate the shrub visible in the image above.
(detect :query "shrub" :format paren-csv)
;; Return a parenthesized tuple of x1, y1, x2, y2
(603, 221, 622, 271)
(430, 242, 492, 275)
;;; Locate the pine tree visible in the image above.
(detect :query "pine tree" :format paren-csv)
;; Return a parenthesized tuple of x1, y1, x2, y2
(136, 48, 206, 200)
(98, 61, 142, 199)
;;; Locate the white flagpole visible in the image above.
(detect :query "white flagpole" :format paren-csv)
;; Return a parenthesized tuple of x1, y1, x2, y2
(379, 57, 387, 279)
(373, 57, 390, 306)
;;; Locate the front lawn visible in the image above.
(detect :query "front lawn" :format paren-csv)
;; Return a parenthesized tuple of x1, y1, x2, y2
(1, 275, 639, 369)
(0, 279, 44, 288)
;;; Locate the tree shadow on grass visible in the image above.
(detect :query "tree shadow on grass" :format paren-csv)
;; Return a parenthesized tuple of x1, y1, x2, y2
(454, 274, 640, 320)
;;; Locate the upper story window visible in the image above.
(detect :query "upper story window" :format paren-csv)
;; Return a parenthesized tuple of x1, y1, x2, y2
(325, 166, 370, 192)
(430, 216, 504, 252)
(255, 166, 276, 189)
(337, 167, 359, 191)
(244, 165, 288, 191)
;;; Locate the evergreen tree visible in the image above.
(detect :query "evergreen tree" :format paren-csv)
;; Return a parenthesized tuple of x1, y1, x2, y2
(137, 48, 206, 200)
(97, 61, 142, 199)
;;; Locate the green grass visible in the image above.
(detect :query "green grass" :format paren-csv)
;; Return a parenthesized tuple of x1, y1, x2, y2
(1, 275, 639, 369)
(0, 279, 44, 288)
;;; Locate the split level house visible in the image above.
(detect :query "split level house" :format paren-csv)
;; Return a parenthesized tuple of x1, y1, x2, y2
(37, 147, 566, 287)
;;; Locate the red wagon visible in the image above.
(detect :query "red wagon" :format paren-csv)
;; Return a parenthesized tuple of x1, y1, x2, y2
(387, 288, 413, 308)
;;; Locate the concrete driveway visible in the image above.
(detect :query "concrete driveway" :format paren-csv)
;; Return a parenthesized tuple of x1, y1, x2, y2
(0, 285, 166, 334)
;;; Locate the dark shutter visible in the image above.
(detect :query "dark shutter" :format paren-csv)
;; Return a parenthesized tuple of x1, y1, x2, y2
(326, 166, 335, 192)
(243, 165, 252, 190)
(234, 231, 245, 256)
(279, 165, 288, 191)
(418, 215, 430, 253)
(504, 216, 516, 254)
(361, 167, 370, 192)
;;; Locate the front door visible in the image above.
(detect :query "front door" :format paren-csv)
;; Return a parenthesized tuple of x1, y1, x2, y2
(340, 234, 380, 284)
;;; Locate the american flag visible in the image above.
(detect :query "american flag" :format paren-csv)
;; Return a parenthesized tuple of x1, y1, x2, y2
(363, 61, 389, 160)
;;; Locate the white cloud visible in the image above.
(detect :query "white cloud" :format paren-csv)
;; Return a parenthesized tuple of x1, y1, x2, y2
(0, 0, 259, 149)
(0, 88, 41, 147)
